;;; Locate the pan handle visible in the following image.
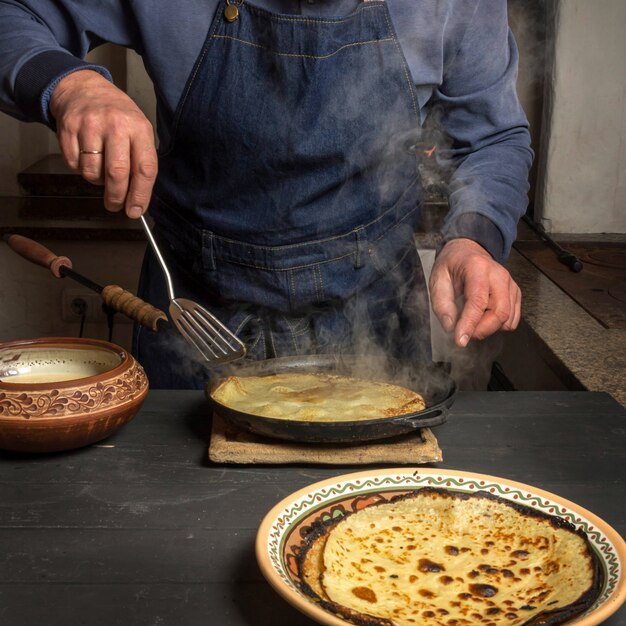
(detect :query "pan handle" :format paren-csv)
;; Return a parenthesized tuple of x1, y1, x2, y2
(3, 233, 72, 278)
(101, 285, 168, 332)
(396, 405, 449, 430)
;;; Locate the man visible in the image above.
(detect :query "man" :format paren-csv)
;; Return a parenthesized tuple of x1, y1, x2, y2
(0, 0, 532, 388)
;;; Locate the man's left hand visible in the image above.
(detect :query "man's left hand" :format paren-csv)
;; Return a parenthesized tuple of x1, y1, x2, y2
(428, 238, 521, 348)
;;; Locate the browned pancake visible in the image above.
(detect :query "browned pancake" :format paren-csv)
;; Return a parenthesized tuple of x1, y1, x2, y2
(298, 518, 394, 626)
(297, 488, 603, 626)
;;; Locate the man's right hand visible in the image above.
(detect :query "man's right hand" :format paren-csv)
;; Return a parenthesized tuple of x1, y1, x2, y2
(49, 69, 157, 218)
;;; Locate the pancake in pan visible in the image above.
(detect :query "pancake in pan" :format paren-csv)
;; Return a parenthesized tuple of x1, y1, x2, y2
(210, 372, 426, 422)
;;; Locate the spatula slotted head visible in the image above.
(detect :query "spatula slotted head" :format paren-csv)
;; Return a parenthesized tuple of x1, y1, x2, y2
(170, 298, 246, 365)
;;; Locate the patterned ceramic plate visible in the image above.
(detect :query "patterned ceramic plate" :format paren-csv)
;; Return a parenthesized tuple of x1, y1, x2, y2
(256, 468, 626, 626)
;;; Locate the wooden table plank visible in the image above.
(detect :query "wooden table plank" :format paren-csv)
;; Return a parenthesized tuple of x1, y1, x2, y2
(0, 582, 314, 626)
(0, 390, 624, 626)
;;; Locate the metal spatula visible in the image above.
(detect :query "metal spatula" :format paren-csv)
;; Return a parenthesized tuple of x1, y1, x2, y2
(140, 215, 246, 365)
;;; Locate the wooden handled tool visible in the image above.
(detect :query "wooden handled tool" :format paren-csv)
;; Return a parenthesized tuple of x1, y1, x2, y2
(3, 233, 168, 332)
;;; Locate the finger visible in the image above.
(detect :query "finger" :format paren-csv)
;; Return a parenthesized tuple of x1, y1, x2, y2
(102, 136, 131, 213)
(473, 309, 506, 340)
(125, 135, 158, 218)
(57, 128, 81, 171)
(429, 268, 459, 333)
(516, 288, 522, 327)
(497, 278, 521, 332)
(77, 131, 105, 186)
(78, 152, 105, 186)
(505, 281, 517, 329)
(471, 275, 513, 340)
(455, 271, 492, 346)
(510, 285, 522, 330)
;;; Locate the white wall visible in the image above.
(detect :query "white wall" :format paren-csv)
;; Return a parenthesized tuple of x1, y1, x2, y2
(536, 0, 626, 234)
(0, 113, 57, 196)
(0, 240, 146, 350)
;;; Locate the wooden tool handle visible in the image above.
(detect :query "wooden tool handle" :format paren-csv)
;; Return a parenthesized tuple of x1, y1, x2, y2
(102, 284, 168, 332)
(3, 233, 72, 278)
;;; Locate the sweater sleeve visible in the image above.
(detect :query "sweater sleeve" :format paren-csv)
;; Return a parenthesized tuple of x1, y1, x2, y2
(433, 0, 534, 262)
(0, 0, 136, 127)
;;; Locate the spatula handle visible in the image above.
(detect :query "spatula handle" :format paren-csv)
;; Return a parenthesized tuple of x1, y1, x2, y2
(102, 285, 168, 332)
(3, 233, 72, 278)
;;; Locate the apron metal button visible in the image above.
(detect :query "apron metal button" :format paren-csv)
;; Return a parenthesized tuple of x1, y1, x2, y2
(224, 4, 239, 22)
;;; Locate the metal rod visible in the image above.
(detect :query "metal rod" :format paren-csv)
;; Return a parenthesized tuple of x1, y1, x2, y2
(59, 266, 104, 293)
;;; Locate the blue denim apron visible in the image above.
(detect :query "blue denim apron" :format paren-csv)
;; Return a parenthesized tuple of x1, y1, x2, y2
(134, 0, 431, 389)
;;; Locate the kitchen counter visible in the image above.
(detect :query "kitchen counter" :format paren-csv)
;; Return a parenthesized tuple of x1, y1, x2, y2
(505, 246, 626, 408)
(2, 155, 142, 241)
(0, 390, 624, 626)
(0, 196, 143, 241)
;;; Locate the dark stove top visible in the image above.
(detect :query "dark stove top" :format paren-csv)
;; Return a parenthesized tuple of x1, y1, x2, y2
(514, 241, 626, 329)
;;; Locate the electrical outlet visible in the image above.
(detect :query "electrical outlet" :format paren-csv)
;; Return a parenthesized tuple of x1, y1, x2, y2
(61, 288, 107, 323)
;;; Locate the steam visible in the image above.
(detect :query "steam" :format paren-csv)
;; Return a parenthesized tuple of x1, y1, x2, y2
(147, 2, 552, 393)
(147, 326, 212, 388)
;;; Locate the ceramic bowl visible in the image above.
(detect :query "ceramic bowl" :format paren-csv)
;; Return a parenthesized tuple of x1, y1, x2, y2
(0, 337, 148, 453)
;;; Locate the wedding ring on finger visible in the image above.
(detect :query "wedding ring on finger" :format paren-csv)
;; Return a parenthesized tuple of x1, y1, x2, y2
(79, 149, 103, 155)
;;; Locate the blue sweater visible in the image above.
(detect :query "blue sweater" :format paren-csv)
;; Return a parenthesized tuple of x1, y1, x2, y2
(0, 0, 533, 261)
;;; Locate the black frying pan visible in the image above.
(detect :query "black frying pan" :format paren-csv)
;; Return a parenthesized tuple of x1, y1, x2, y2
(205, 354, 456, 443)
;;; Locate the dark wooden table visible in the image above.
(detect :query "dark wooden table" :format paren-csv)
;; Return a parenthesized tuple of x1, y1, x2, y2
(1, 391, 625, 626)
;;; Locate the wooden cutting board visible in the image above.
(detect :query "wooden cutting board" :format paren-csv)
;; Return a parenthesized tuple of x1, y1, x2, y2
(208, 413, 442, 465)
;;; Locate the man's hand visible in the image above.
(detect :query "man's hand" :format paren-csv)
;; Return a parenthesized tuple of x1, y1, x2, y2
(429, 238, 521, 347)
(49, 70, 157, 218)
